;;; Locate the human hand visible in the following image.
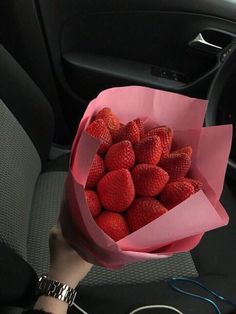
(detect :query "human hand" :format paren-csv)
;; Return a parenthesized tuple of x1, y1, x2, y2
(34, 225, 92, 313)
(48, 225, 92, 288)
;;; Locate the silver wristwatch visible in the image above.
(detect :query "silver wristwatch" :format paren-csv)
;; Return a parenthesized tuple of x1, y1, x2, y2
(38, 275, 77, 306)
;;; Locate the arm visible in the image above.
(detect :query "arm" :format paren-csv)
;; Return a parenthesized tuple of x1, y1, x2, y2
(32, 226, 92, 314)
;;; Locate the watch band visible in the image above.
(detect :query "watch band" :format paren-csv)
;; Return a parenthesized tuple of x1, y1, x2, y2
(38, 275, 77, 306)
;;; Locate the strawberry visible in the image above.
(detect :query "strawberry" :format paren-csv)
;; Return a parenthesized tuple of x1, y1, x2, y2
(86, 154, 105, 188)
(172, 146, 193, 157)
(94, 107, 120, 134)
(134, 118, 145, 138)
(85, 190, 101, 218)
(144, 126, 173, 157)
(159, 153, 191, 181)
(113, 121, 140, 145)
(131, 164, 169, 197)
(97, 169, 135, 212)
(86, 119, 112, 155)
(134, 135, 162, 165)
(159, 180, 195, 209)
(105, 140, 135, 170)
(112, 127, 122, 142)
(95, 211, 129, 241)
(127, 198, 168, 232)
(178, 178, 203, 192)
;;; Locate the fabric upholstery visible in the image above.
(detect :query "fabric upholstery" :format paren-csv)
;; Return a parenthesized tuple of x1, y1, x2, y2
(81, 253, 198, 286)
(43, 152, 70, 172)
(0, 99, 41, 259)
(27, 172, 67, 275)
(0, 44, 54, 164)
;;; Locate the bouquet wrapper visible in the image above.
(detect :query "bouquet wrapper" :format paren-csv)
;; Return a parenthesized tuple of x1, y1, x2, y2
(60, 86, 232, 269)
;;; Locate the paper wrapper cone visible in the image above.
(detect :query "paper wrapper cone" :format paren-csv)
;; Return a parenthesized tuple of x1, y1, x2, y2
(59, 86, 232, 269)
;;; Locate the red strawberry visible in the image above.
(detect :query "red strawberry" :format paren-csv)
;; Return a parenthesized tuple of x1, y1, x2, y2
(172, 146, 193, 157)
(159, 180, 195, 209)
(178, 178, 203, 192)
(132, 164, 169, 197)
(85, 190, 101, 218)
(86, 119, 112, 155)
(112, 127, 122, 142)
(145, 126, 173, 157)
(96, 211, 129, 241)
(134, 135, 162, 165)
(105, 140, 135, 170)
(127, 198, 168, 232)
(86, 154, 105, 188)
(94, 107, 120, 134)
(134, 118, 145, 138)
(97, 169, 135, 212)
(113, 121, 140, 145)
(159, 153, 191, 181)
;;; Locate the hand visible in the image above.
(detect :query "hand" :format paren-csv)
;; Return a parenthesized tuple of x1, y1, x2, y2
(34, 225, 92, 313)
(48, 225, 92, 288)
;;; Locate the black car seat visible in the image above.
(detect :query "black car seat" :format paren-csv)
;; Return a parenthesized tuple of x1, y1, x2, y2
(1, 44, 236, 314)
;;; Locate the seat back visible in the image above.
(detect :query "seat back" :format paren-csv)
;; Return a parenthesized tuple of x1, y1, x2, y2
(0, 45, 54, 258)
(0, 44, 54, 164)
(0, 99, 41, 259)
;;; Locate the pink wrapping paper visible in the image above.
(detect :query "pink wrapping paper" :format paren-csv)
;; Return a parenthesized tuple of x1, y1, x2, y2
(60, 86, 232, 268)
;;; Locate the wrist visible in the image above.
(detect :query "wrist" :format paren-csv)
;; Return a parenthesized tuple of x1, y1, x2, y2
(48, 259, 92, 288)
(37, 274, 77, 310)
(47, 270, 80, 289)
(34, 295, 68, 314)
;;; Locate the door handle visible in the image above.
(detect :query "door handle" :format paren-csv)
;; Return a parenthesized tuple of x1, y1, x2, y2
(189, 33, 223, 54)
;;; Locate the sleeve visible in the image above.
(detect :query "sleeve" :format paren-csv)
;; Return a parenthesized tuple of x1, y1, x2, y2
(0, 242, 38, 307)
(22, 311, 52, 314)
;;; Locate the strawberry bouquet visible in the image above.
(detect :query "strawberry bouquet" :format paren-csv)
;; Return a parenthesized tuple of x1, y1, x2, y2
(60, 86, 232, 268)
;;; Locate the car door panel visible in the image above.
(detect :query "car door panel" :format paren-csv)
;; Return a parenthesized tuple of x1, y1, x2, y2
(36, 0, 236, 132)
(61, 11, 236, 100)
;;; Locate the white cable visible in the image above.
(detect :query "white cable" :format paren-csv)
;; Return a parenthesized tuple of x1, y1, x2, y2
(128, 304, 184, 314)
(73, 302, 89, 314)
(73, 302, 184, 314)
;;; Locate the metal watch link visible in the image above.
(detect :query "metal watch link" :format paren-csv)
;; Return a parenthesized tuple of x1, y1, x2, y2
(38, 275, 77, 306)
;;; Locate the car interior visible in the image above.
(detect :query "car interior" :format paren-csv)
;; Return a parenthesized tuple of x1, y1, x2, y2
(1, 1, 236, 313)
